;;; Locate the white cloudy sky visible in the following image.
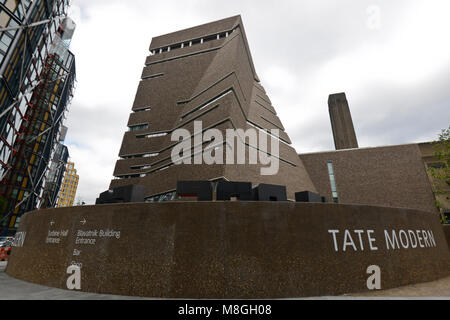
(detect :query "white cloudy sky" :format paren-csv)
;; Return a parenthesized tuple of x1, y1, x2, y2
(64, 0, 450, 204)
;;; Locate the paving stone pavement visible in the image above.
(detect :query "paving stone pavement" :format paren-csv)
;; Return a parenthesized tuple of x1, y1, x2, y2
(1, 261, 450, 300)
(352, 276, 450, 298)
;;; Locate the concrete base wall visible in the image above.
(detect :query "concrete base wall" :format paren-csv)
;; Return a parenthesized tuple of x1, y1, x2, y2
(443, 225, 450, 252)
(6, 202, 450, 298)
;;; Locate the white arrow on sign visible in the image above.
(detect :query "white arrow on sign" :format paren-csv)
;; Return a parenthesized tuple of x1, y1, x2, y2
(80, 218, 86, 225)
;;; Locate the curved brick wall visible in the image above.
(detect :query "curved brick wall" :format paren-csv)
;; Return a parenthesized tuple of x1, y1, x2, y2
(444, 225, 450, 251)
(6, 202, 450, 298)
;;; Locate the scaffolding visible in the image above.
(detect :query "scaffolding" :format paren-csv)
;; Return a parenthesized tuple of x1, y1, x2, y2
(0, 0, 75, 236)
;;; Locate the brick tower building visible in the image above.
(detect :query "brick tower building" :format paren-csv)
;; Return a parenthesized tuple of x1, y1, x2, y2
(110, 16, 316, 201)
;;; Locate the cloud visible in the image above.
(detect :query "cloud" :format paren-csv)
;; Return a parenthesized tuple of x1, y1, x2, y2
(63, 103, 127, 203)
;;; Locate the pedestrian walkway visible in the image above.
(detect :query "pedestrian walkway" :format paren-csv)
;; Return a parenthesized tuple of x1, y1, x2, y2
(352, 276, 450, 298)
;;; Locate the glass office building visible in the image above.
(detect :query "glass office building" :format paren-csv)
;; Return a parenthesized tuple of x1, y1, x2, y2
(0, 0, 76, 236)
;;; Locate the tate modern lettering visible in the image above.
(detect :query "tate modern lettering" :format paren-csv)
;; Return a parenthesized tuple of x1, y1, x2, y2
(328, 229, 437, 252)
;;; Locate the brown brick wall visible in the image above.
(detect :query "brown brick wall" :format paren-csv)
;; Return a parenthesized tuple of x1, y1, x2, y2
(299, 144, 438, 214)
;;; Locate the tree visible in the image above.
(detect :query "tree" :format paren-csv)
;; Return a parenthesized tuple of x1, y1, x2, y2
(75, 197, 86, 206)
(428, 126, 450, 224)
